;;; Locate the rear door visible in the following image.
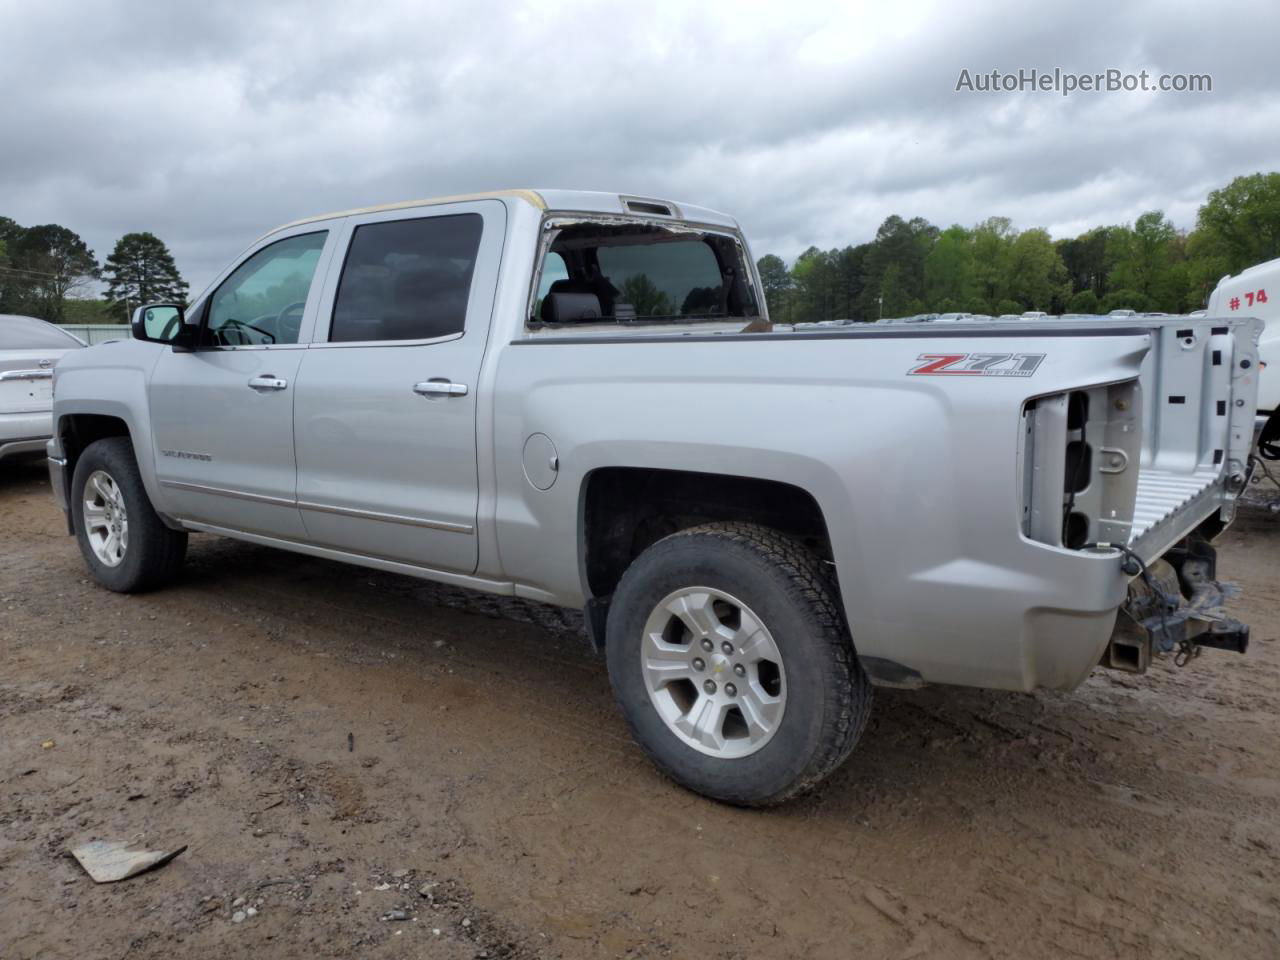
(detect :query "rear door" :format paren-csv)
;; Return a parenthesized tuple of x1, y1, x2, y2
(149, 227, 337, 538)
(292, 200, 505, 573)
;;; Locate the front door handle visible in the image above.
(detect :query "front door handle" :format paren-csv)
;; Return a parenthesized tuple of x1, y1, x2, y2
(413, 379, 468, 397)
(248, 375, 288, 391)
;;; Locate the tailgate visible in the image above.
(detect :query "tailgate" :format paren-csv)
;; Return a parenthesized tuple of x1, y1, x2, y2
(1022, 316, 1263, 560)
(1129, 318, 1263, 559)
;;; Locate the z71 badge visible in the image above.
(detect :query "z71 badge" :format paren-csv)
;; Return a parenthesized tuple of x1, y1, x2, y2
(907, 352, 1046, 377)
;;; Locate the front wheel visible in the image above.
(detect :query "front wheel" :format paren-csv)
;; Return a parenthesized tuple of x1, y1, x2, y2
(71, 437, 187, 592)
(606, 522, 871, 806)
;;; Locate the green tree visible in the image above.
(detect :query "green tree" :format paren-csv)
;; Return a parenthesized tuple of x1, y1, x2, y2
(0, 219, 21, 314)
(1108, 211, 1177, 304)
(878, 262, 923, 317)
(755, 254, 793, 322)
(61, 299, 114, 324)
(791, 246, 835, 323)
(971, 217, 1016, 309)
(830, 244, 868, 321)
(1195, 172, 1280, 273)
(1183, 228, 1231, 310)
(860, 215, 937, 319)
(102, 232, 189, 320)
(619, 273, 673, 317)
(791, 245, 869, 323)
(1066, 289, 1100, 313)
(924, 225, 978, 307)
(1056, 227, 1110, 298)
(2, 224, 99, 322)
(1006, 228, 1070, 311)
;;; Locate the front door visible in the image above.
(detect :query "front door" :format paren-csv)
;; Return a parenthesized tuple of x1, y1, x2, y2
(149, 227, 337, 539)
(292, 200, 505, 573)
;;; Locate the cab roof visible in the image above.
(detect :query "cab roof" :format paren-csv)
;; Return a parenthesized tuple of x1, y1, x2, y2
(276, 189, 740, 233)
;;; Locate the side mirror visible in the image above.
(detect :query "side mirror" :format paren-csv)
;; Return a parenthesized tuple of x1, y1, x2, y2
(131, 303, 194, 348)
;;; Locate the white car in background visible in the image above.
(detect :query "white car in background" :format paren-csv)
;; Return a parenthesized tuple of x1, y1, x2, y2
(0, 314, 85, 462)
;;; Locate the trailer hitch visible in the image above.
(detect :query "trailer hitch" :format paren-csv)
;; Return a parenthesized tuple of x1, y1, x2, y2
(1104, 540, 1248, 673)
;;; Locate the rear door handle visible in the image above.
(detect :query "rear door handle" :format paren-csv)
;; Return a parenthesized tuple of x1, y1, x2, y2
(413, 380, 468, 397)
(248, 375, 288, 391)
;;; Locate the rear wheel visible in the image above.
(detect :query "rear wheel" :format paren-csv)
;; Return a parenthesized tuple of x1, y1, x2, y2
(72, 437, 187, 592)
(606, 522, 871, 806)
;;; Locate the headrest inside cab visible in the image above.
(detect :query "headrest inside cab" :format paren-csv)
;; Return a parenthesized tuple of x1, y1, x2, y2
(541, 291, 603, 323)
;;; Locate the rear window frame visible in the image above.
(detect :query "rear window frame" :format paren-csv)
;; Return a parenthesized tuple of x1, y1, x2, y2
(525, 214, 764, 331)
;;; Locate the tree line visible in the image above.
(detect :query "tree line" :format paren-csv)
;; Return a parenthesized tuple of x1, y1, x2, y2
(0, 218, 187, 323)
(4, 171, 1278, 327)
(756, 172, 1280, 323)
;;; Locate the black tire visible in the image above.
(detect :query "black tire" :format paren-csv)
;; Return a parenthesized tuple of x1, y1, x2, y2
(71, 436, 187, 592)
(606, 521, 871, 806)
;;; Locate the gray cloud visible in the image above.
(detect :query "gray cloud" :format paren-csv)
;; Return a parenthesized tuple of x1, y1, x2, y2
(1, 0, 1277, 293)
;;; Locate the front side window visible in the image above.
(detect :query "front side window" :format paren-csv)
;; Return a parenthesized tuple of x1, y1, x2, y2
(205, 232, 327, 347)
(329, 214, 483, 343)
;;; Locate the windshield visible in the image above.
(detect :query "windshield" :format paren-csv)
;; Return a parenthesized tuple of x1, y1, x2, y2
(0, 314, 85, 349)
(531, 221, 761, 326)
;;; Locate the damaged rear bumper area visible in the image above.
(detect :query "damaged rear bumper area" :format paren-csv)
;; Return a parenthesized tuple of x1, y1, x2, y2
(1105, 539, 1249, 673)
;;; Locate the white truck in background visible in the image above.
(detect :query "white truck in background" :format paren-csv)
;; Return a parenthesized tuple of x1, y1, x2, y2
(1206, 260, 1280, 491)
(1207, 259, 1280, 415)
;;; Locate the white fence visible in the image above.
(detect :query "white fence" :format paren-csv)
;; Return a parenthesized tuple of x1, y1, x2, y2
(61, 324, 131, 345)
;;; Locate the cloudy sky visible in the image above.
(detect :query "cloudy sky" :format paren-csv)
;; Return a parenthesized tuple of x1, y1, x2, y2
(2, 0, 1278, 293)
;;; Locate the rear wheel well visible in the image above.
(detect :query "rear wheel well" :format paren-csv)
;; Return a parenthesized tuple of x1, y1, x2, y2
(581, 467, 834, 601)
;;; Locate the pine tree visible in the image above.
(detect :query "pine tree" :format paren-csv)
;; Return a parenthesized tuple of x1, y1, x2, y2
(102, 232, 188, 319)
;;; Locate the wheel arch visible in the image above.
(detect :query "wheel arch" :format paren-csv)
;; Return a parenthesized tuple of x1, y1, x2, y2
(56, 405, 171, 531)
(578, 466, 835, 647)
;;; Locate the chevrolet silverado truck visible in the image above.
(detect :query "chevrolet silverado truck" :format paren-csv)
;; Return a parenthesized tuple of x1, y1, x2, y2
(46, 190, 1262, 805)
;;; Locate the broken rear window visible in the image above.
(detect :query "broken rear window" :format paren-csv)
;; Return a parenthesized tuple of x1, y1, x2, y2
(531, 221, 760, 326)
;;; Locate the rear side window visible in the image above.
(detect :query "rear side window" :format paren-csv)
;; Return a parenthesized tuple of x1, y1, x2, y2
(0, 315, 85, 349)
(329, 214, 483, 343)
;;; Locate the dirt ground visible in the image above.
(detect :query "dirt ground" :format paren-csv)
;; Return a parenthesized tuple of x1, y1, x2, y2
(2, 461, 1278, 960)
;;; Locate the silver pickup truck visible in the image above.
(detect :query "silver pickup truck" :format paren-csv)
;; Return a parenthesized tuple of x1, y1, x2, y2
(46, 190, 1262, 805)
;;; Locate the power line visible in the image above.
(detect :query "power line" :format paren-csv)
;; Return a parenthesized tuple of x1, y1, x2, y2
(0, 265, 95, 281)
(0, 267, 62, 280)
